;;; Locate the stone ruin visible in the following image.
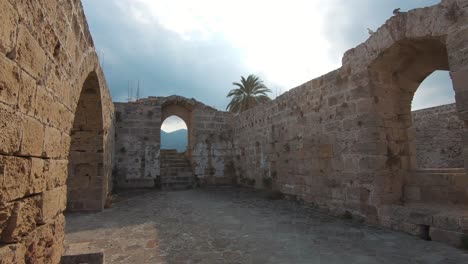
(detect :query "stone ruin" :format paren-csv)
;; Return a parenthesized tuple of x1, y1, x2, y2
(0, 0, 467, 262)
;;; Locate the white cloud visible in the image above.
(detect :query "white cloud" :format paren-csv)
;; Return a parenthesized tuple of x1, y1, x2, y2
(104, 0, 452, 113)
(116, 0, 341, 90)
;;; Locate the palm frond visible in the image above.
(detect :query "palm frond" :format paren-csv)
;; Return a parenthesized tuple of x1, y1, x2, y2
(226, 74, 272, 114)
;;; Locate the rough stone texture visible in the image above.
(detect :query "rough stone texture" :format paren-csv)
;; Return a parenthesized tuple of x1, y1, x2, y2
(1, 0, 468, 260)
(231, 0, 468, 246)
(114, 96, 234, 188)
(413, 103, 464, 168)
(159, 149, 195, 190)
(65, 188, 468, 263)
(110, 0, 468, 248)
(403, 168, 468, 205)
(0, 0, 114, 262)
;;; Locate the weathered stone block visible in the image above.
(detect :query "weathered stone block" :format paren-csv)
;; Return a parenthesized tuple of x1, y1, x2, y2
(20, 115, 44, 156)
(0, 243, 26, 264)
(46, 159, 68, 190)
(0, 155, 31, 203)
(0, 105, 22, 154)
(40, 186, 66, 224)
(17, 68, 37, 115)
(23, 214, 65, 264)
(447, 26, 468, 71)
(43, 126, 63, 158)
(359, 156, 387, 171)
(35, 86, 69, 130)
(451, 68, 468, 92)
(37, 21, 60, 60)
(0, 54, 20, 107)
(430, 227, 464, 248)
(433, 213, 461, 231)
(319, 144, 333, 159)
(29, 158, 46, 195)
(345, 187, 370, 203)
(352, 141, 387, 155)
(16, 25, 48, 79)
(455, 90, 468, 114)
(0, 0, 18, 55)
(403, 186, 421, 202)
(0, 195, 41, 243)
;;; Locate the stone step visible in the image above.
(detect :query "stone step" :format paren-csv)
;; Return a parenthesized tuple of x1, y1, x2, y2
(160, 149, 185, 154)
(159, 151, 194, 191)
(161, 159, 190, 163)
(160, 155, 187, 159)
(161, 163, 191, 169)
(412, 168, 465, 174)
(160, 164, 191, 167)
(406, 171, 468, 187)
(160, 171, 192, 176)
(161, 182, 194, 191)
(161, 177, 195, 183)
(160, 155, 182, 159)
(161, 164, 189, 167)
(160, 168, 192, 172)
(160, 158, 188, 162)
(160, 161, 190, 165)
(160, 149, 178, 153)
(161, 171, 193, 177)
(404, 169, 468, 205)
(378, 204, 468, 247)
(160, 152, 185, 156)
(403, 185, 468, 205)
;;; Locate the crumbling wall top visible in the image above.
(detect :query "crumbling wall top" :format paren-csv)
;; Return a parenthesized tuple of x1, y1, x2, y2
(342, 0, 466, 70)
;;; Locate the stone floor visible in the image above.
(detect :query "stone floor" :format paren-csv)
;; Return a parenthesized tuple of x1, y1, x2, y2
(65, 187, 468, 264)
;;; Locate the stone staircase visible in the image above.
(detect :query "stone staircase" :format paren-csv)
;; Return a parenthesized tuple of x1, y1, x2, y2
(160, 149, 195, 190)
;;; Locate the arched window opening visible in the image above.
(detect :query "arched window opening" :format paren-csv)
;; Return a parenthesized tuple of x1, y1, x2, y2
(161, 115, 188, 153)
(411, 70, 463, 169)
(368, 38, 468, 208)
(412, 71, 455, 111)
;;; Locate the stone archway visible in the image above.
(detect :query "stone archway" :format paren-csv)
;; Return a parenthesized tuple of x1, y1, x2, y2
(369, 38, 451, 170)
(160, 115, 188, 152)
(159, 98, 196, 189)
(368, 36, 468, 206)
(67, 71, 105, 211)
(161, 98, 194, 158)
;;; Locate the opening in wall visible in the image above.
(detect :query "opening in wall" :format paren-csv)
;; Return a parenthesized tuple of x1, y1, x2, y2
(411, 70, 463, 169)
(67, 72, 105, 212)
(368, 38, 467, 207)
(161, 115, 188, 153)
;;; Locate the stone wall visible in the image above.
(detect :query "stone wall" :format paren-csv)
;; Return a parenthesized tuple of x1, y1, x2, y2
(0, 0, 114, 263)
(114, 96, 234, 188)
(412, 103, 464, 168)
(232, 0, 468, 241)
(1, 0, 467, 259)
(233, 70, 363, 213)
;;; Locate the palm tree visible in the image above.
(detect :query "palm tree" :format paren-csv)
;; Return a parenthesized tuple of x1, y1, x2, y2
(226, 74, 272, 114)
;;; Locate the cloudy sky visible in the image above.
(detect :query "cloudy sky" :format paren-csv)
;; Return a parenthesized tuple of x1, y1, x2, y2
(82, 0, 454, 132)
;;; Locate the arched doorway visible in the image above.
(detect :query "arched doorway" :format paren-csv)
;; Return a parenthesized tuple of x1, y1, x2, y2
(159, 99, 195, 189)
(67, 71, 105, 211)
(161, 100, 194, 157)
(161, 115, 188, 153)
(369, 37, 467, 206)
